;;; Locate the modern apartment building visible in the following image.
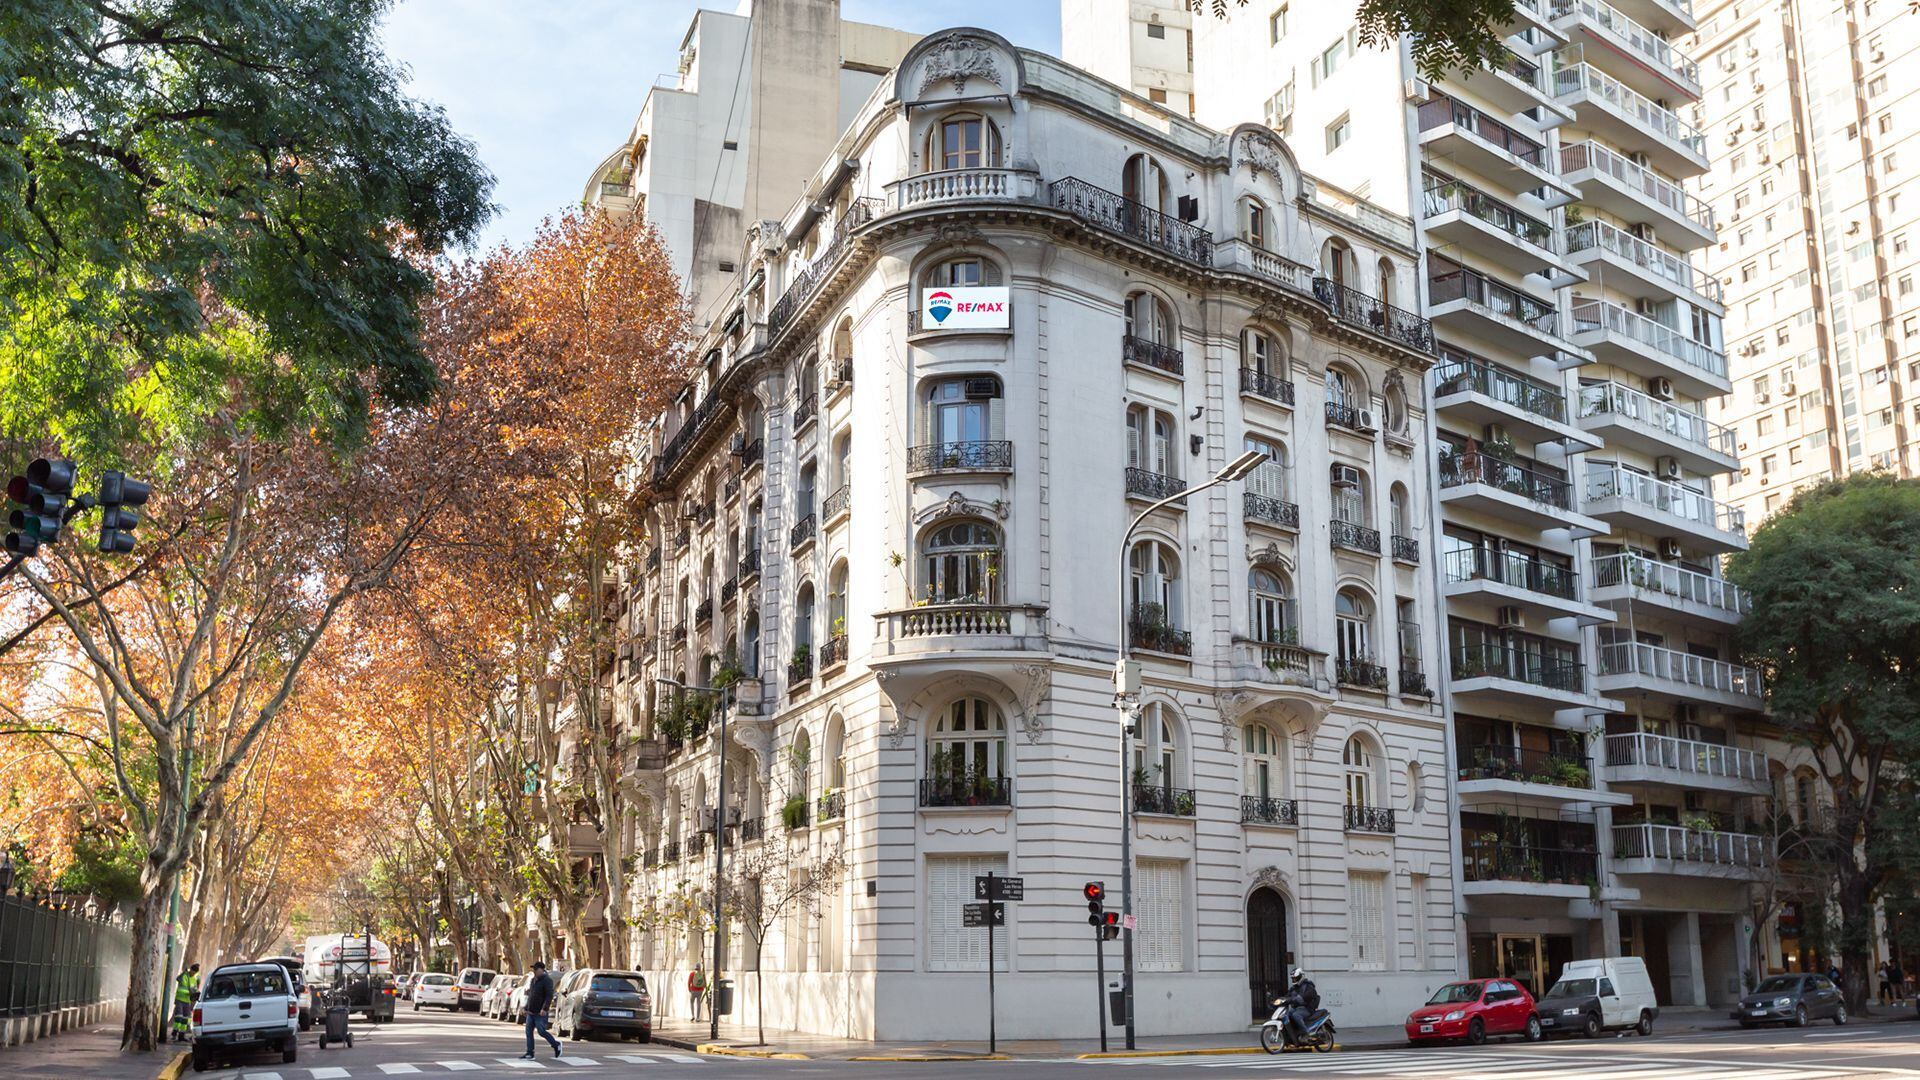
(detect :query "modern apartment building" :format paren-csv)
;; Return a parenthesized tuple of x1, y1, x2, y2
(1687, 0, 1920, 524)
(593, 27, 1469, 1037)
(1067, 0, 1787, 1009)
(1060, 0, 1197, 116)
(581, 0, 919, 326)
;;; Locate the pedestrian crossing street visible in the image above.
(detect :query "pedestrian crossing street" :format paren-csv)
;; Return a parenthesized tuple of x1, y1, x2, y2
(1085, 1048, 1918, 1079)
(208, 1052, 710, 1079)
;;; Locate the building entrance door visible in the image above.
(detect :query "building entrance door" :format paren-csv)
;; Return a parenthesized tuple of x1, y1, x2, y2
(1499, 933, 1546, 997)
(1246, 888, 1292, 1020)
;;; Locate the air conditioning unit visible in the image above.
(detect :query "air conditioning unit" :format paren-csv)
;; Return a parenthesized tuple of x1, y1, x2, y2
(1660, 537, 1684, 559)
(1730, 209, 1743, 222)
(1631, 223, 1656, 242)
(1333, 463, 1363, 488)
(1723, 131, 1740, 147)
(1755, 390, 1771, 402)
(1404, 78, 1432, 104)
(964, 377, 999, 399)
(729, 433, 746, 455)
(1779, 379, 1796, 395)
(1355, 408, 1380, 433)
(1497, 606, 1526, 629)
(1657, 456, 1683, 480)
(1872, 48, 1886, 62)
(1648, 376, 1675, 400)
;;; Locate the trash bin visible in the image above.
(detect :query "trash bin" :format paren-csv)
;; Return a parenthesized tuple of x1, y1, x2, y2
(1108, 984, 1125, 1027)
(714, 979, 734, 1017)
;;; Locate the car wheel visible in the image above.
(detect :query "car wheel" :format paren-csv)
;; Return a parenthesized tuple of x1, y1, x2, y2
(1739, 1021, 1755, 1029)
(639, 1028, 651, 1044)
(191, 1046, 209, 1072)
(1525, 1015, 1543, 1042)
(1834, 1003, 1848, 1026)
(283, 1038, 298, 1064)
(1637, 1011, 1654, 1037)
(1582, 1012, 1601, 1039)
(1794, 1005, 1809, 1028)
(1466, 1018, 1486, 1046)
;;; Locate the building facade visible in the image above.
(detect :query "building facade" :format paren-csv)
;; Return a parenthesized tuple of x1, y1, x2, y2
(1687, 0, 1920, 524)
(1068, 0, 1792, 1009)
(1060, 0, 1197, 117)
(599, 28, 1468, 1037)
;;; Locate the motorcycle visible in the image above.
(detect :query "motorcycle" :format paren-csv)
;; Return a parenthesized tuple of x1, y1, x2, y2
(1260, 996, 1336, 1053)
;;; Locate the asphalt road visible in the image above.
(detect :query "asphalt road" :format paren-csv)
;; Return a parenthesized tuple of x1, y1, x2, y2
(184, 1007, 1920, 1080)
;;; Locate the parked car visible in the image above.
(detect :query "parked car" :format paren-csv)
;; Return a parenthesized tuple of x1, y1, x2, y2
(253, 955, 312, 1031)
(190, 962, 299, 1072)
(552, 968, 651, 1042)
(1535, 957, 1659, 1038)
(453, 966, 498, 1012)
(507, 977, 532, 1023)
(481, 973, 522, 1019)
(397, 971, 424, 1001)
(412, 972, 459, 1010)
(1405, 979, 1541, 1045)
(1733, 973, 1849, 1027)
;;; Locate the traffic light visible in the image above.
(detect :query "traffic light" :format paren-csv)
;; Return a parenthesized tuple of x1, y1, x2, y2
(1085, 881, 1106, 927)
(1101, 911, 1120, 941)
(5, 458, 76, 556)
(96, 470, 151, 554)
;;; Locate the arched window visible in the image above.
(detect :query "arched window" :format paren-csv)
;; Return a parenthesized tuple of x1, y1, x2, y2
(1325, 365, 1359, 409)
(1245, 435, 1290, 503)
(830, 429, 852, 496)
(825, 715, 847, 794)
(797, 355, 819, 400)
(1123, 153, 1168, 213)
(928, 114, 1001, 171)
(1389, 483, 1411, 539)
(797, 460, 817, 520)
(1376, 257, 1395, 308)
(921, 520, 1001, 604)
(925, 376, 1002, 447)
(1406, 761, 1427, 813)
(742, 611, 761, 677)
(1343, 734, 1381, 809)
(926, 697, 1007, 803)
(1125, 291, 1176, 346)
(1132, 702, 1186, 803)
(1335, 588, 1373, 665)
(1249, 567, 1295, 644)
(832, 315, 854, 363)
(1242, 328, 1283, 377)
(701, 553, 716, 605)
(1383, 377, 1409, 435)
(1243, 722, 1286, 801)
(826, 560, 849, 641)
(922, 256, 1002, 289)
(1129, 539, 1182, 630)
(1794, 767, 1818, 824)
(1127, 404, 1178, 477)
(1330, 463, 1369, 526)
(790, 728, 813, 803)
(1239, 197, 1269, 249)
(1321, 239, 1354, 287)
(794, 584, 816, 653)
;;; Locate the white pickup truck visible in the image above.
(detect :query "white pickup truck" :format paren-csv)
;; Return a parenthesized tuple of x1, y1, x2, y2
(191, 962, 299, 1072)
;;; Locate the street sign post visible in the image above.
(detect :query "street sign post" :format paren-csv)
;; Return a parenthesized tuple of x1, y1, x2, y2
(970, 872, 1023, 1053)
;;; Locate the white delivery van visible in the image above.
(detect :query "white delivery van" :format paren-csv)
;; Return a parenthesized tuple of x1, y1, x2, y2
(1533, 956, 1660, 1037)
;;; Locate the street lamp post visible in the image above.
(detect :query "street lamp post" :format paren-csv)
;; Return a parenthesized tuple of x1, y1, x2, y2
(657, 676, 732, 1043)
(1112, 449, 1265, 1051)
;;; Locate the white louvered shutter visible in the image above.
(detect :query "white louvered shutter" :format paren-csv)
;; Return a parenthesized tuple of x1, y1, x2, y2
(988, 395, 1006, 443)
(1349, 872, 1387, 970)
(1127, 411, 1142, 469)
(927, 855, 1008, 971)
(1135, 861, 1184, 972)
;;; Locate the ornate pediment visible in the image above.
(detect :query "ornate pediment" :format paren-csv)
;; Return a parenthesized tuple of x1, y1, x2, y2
(919, 35, 1003, 95)
(913, 491, 1009, 526)
(897, 29, 1022, 106)
(1231, 126, 1298, 190)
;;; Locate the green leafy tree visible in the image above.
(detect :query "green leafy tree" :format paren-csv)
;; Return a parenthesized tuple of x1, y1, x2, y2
(1187, 0, 1515, 82)
(1728, 474, 1920, 1010)
(0, 0, 491, 457)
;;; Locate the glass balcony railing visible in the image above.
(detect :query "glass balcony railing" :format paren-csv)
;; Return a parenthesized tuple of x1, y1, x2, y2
(1590, 552, 1751, 615)
(1576, 380, 1736, 459)
(1551, 0, 1701, 85)
(1435, 348, 1568, 423)
(1422, 174, 1556, 251)
(1565, 220, 1721, 303)
(1553, 61, 1707, 159)
(1568, 299, 1727, 379)
(1584, 463, 1746, 537)
(1559, 141, 1714, 233)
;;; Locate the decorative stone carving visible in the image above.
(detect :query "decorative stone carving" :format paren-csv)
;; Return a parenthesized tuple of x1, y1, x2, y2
(914, 491, 1010, 526)
(1014, 664, 1050, 743)
(876, 670, 913, 749)
(1247, 542, 1293, 570)
(1237, 130, 1288, 182)
(920, 36, 1002, 94)
(1214, 689, 1256, 749)
(937, 223, 985, 247)
(1252, 865, 1292, 893)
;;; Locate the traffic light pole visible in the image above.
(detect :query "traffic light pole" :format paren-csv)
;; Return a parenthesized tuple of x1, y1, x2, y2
(1094, 926, 1108, 1053)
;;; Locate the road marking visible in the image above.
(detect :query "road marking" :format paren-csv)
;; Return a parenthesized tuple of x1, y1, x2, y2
(610, 1053, 707, 1064)
(378, 1065, 422, 1074)
(1804, 1029, 1878, 1037)
(493, 1059, 549, 1069)
(555, 1057, 598, 1066)
(309, 1070, 352, 1079)
(240, 1073, 282, 1080)
(435, 1063, 484, 1072)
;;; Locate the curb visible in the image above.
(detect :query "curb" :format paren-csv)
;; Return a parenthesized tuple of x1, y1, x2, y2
(849, 1053, 1011, 1062)
(697, 1043, 810, 1059)
(156, 1051, 190, 1080)
(1077, 1047, 1265, 1059)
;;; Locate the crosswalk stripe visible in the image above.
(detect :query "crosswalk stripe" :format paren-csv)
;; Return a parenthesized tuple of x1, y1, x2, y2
(435, 1063, 484, 1072)
(555, 1057, 599, 1067)
(240, 1073, 281, 1080)
(309, 1069, 351, 1079)
(656, 1053, 706, 1064)
(493, 1058, 549, 1069)
(378, 1066, 422, 1075)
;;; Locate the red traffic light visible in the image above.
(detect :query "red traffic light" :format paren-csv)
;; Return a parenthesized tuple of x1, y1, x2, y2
(1083, 881, 1105, 904)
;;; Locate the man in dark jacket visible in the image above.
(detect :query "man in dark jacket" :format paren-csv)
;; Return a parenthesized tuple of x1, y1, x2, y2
(520, 962, 562, 1059)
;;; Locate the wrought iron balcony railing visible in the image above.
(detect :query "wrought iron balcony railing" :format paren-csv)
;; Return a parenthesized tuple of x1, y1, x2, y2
(787, 651, 813, 684)
(1445, 545, 1579, 599)
(1240, 795, 1300, 826)
(1123, 334, 1184, 376)
(1451, 641, 1584, 691)
(1429, 263, 1561, 336)
(822, 484, 850, 522)
(1440, 451, 1575, 510)
(818, 633, 849, 670)
(1244, 492, 1300, 529)
(789, 513, 817, 549)
(1345, 804, 1397, 833)
(1434, 347, 1568, 422)
(1047, 177, 1214, 266)
(919, 773, 1013, 808)
(1463, 840, 1598, 884)
(1132, 783, 1197, 817)
(1125, 467, 1187, 502)
(817, 789, 846, 822)
(906, 440, 1014, 474)
(1391, 535, 1420, 563)
(1416, 91, 1547, 167)
(693, 599, 713, 625)
(1239, 366, 1295, 405)
(1330, 519, 1381, 554)
(792, 392, 818, 431)
(738, 548, 762, 580)
(1313, 277, 1436, 354)
(1458, 743, 1594, 788)
(1335, 657, 1390, 689)
(1129, 603, 1193, 656)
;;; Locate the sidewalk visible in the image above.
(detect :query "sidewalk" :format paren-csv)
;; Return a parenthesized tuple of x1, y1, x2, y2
(647, 1006, 1801, 1060)
(0, 1020, 180, 1080)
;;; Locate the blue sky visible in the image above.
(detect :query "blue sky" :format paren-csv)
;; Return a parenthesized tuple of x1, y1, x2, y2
(380, 1, 1063, 252)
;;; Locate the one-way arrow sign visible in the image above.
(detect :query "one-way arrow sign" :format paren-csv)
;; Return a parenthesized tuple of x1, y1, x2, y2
(962, 901, 1006, 928)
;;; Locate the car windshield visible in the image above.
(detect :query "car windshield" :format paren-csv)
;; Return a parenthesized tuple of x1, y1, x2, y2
(1754, 976, 1802, 994)
(424, 975, 453, 986)
(1425, 983, 1482, 1005)
(1543, 979, 1596, 999)
(205, 970, 288, 999)
(591, 975, 644, 993)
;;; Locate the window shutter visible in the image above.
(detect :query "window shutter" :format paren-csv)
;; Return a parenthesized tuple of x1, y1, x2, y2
(1127, 412, 1142, 468)
(1349, 872, 1386, 970)
(988, 396, 1006, 443)
(1136, 861, 1184, 972)
(983, 262, 1003, 286)
(927, 855, 1007, 971)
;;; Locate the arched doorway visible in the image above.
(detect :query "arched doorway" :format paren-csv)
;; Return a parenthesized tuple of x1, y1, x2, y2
(1246, 887, 1293, 1019)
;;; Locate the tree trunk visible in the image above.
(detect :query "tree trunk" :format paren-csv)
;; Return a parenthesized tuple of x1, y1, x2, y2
(755, 946, 765, 1046)
(120, 871, 174, 1052)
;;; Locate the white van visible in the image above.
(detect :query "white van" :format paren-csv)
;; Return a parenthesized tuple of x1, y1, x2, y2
(1533, 957, 1660, 1037)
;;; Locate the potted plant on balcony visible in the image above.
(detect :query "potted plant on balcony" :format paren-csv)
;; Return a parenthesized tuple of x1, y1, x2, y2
(1550, 758, 1591, 788)
(781, 794, 809, 830)
(1173, 790, 1197, 816)
(657, 698, 692, 744)
(1682, 813, 1720, 835)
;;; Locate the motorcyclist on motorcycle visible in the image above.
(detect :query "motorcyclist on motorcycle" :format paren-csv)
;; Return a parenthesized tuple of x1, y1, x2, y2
(1281, 968, 1321, 1045)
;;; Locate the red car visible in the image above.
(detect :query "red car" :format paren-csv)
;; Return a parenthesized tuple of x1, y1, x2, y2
(1405, 979, 1542, 1045)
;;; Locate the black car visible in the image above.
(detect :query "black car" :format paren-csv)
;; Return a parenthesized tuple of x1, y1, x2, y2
(553, 969, 651, 1042)
(1732, 973, 1849, 1027)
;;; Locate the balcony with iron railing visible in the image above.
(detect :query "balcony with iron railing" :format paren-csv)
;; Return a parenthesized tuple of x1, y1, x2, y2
(1244, 491, 1300, 530)
(1559, 142, 1713, 246)
(792, 391, 819, 432)
(920, 773, 1013, 809)
(1583, 463, 1747, 552)
(1313, 277, 1437, 355)
(1552, 60, 1709, 173)
(1590, 552, 1749, 623)
(1567, 299, 1728, 394)
(1451, 640, 1591, 705)
(720, 576, 738, 607)
(906, 440, 1014, 476)
(1432, 348, 1589, 448)
(1457, 743, 1597, 794)
(1595, 640, 1763, 707)
(1239, 366, 1295, 406)
(817, 788, 846, 822)
(1462, 839, 1599, 892)
(1443, 546, 1594, 621)
(822, 484, 851, 525)
(738, 547, 762, 582)
(1551, 0, 1701, 95)
(1427, 261, 1576, 357)
(1048, 177, 1213, 266)
(1129, 602, 1193, 656)
(818, 633, 849, 673)
(765, 199, 877, 339)
(1330, 519, 1381, 555)
(1391, 535, 1420, 563)
(1335, 656, 1390, 690)
(1241, 795, 1300, 826)
(1438, 450, 1596, 534)
(1564, 220, 1722, 307)
(1133, 783, 1197, 817)
(787, 649, 813, 685)
(694, 598, 713, 626)
(789, 513, 817, 551)
(1415, 92, 1565, 194)
(1455, 45, 1562, 118)
(1344, 804, 1396, 833)
(1125, 467, 1187, 503)
(1612, 822, 1768, 878)
(1575, 380, 1738, 473)
(1123, 334, 1184, 376)
(1604, 731, 1771, 794)
(1399, 665, 1431, 697)
(741, 437, 765, 471)
(1421, 174, 1563, 272)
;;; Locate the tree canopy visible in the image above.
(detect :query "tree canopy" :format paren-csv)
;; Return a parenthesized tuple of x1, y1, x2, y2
(0, 0, 493, 458)
(1190, 0, 1516, 81)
